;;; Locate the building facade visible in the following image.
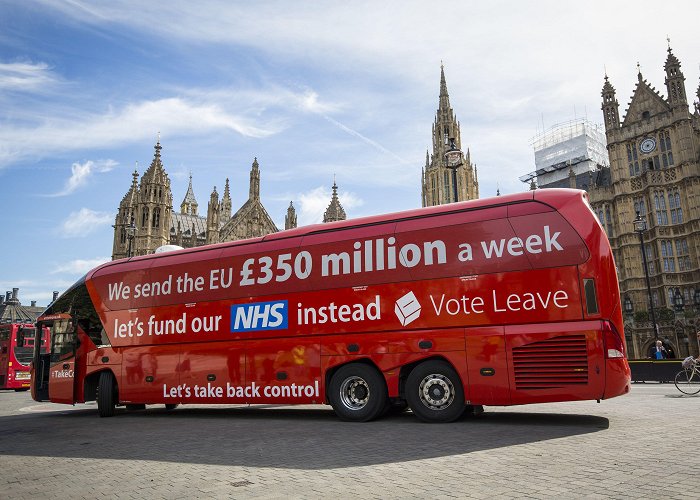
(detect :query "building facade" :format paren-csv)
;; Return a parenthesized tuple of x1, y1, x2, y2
(588, 46, 700, 359)
(421, 66, 479, 206)
(112, 141, 347, 259)
(0, 288, 51, 323)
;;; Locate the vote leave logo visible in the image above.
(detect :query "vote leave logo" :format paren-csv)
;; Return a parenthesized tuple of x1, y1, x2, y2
(395, 291, 421, 326)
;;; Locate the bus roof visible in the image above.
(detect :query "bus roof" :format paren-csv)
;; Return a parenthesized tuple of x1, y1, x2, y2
(88, 188, 587, 280)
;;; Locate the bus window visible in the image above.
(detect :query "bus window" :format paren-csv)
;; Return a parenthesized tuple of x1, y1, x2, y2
(49, 320, 77, 362)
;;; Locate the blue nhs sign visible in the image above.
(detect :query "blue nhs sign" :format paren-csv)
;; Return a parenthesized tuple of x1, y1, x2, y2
(230, 300, 288, 332)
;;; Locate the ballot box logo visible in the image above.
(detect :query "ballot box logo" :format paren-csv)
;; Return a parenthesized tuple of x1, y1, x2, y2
(394, 291, 421, 326)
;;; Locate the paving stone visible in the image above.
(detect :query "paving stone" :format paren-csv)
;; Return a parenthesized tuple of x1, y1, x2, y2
(0, 384, 696, 497)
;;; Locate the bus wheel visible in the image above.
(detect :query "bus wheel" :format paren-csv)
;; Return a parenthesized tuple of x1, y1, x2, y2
(329, 363, 387, 422)
(96, 371, 117, 418)
(406, 360, 465, 423)
(165, 404, 179, 410)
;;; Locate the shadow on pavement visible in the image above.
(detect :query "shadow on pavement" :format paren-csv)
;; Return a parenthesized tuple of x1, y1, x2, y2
(0, 405, 608, 469)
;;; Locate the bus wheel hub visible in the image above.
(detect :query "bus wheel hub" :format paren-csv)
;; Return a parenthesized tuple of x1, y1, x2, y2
(419, 374, 454, 409)
(340, 376, 370, 410)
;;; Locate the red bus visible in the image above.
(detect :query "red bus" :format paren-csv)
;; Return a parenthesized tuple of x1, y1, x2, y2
(32, 189, 630, 422)
(1, 323, 47, 390)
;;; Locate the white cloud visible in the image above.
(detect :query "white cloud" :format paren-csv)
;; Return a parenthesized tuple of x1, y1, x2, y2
(0, 96, 287, 168)
(60, 208, 113, 237)
(0, 61, 56, 91)
(296, 185, 364, 226)
(47, 159, 118, 197)
(51, 257, 110, 275)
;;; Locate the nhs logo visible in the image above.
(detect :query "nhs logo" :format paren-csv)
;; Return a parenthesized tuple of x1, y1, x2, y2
(231, 300, 288, 332)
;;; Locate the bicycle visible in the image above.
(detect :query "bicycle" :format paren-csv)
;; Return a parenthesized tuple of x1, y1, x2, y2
(674, 357, 700, 395)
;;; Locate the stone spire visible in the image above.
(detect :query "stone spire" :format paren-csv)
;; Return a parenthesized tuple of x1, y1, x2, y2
(421, 64, 478, 207)
(120, 168, 140, 208)
(143, 139, 167, 181)
(180, 173, 198, 215)
(220, 178, 232, 219)
(438, 63, 451, 116)
(664, 45, 687, 108)
(135, 138, 172, 257)
(323, 181, 346, 223)
(285, 201, 298, 230)
(601, 74, 620, 131)
(435, 64, 460, 153)
(206, 185, 220, 244)
(249, 158, 260, 200)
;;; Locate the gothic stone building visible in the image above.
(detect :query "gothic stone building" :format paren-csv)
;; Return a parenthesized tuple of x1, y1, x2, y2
(112, 141, 347, 259)
(421, 65, 479, 206)
(589, 46, 700, 359)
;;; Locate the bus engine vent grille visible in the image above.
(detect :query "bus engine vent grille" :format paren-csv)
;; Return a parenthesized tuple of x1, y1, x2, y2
(512, 334, 588, 390)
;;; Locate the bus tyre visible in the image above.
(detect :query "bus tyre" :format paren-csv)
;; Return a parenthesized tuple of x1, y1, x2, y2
(329, 363, 388, 422)
(406, 360, 465, 423)
(96, 371, 117, 418)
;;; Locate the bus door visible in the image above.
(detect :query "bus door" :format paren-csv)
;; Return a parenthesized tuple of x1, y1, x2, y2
(39, 318, 78, 404)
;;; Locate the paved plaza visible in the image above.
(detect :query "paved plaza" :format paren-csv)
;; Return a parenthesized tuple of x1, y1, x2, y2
(0, 384, 697, 499)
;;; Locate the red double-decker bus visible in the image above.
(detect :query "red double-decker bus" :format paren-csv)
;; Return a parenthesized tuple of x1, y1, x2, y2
(32, 189, 630, 422)
(1, 323, 47, 390)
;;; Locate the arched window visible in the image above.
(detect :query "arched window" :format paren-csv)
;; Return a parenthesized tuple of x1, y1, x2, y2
(654, 191, 668, 225)
(152, 207, 161, 228)
(668, 191, 682, 224)
(661, 240, 675, 272)
(141, 207, 149, 228)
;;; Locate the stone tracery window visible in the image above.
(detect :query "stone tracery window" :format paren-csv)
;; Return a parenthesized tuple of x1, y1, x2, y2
(152, 207, 161, 228)
(654, 191, 668, 225)
(141, 207, 149, 228)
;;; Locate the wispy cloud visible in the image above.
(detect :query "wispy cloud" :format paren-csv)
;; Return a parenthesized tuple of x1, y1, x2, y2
(295, 185, 364, 226)
(60, 208, 113, 237)
(46, 159, 117, 197)
(0, 61, 56, 91)
(51, 257, 110, 275)
(0, 97, 283, 169)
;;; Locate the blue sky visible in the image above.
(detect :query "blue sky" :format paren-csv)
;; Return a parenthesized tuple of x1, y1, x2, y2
(2, 0, 699, 305)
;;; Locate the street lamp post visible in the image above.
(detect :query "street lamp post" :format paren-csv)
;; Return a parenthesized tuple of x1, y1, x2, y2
(633, 212, 658, 341)
(445, 138, 462, 203)
(126, 217, 137, 258)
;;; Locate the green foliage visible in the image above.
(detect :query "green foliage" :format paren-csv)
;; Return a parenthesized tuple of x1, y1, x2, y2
(657, 308, 675, 321)
(634, 311, 648, 322)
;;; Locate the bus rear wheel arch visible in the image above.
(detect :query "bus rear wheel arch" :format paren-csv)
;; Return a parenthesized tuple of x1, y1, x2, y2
(96, 371, 118, 418)
(328, 362, 388, 422)
(406, 359, 465, 423)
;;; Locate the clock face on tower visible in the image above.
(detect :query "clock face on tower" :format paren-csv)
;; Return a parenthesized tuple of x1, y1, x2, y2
(446, 151, 461, 167)
(639, 137, 657, 154)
